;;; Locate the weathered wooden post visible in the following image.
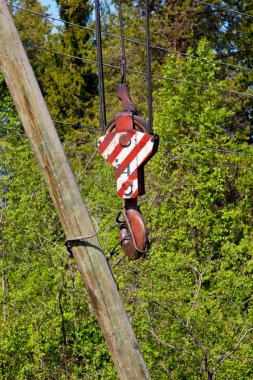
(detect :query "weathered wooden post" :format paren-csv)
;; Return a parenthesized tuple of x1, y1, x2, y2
(0, 1, 151, 378)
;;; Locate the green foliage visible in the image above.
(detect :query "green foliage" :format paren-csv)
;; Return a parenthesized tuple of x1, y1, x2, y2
(1, 0, 253, 377)
(119, 39, 253, 379)
(41, 0, 98, 133)
(106, 0, 253, 137)
(13, 0, 53, 70)
(0, 73, 115, 378)
(12, 0, 98, 137)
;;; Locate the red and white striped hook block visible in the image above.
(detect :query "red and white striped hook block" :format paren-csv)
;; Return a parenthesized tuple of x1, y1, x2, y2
(98, 113, 158, 199)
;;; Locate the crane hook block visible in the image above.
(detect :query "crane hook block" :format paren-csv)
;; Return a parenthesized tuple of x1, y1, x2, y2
(98, 113, 159, 199)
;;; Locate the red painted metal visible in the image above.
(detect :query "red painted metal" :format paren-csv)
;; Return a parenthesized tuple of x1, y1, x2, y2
(98, 85, 159, 260)
(117, 206, 148, 260)
(98, 113, 158, 200)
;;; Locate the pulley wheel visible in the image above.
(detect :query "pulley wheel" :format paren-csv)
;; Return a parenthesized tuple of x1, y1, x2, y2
(118, 209, 147, 260)
(127, 209, 147, 252)
(104, 115, 150, 135)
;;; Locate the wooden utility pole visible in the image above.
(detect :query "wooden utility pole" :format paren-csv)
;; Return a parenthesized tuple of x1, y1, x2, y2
(0, 1, 151, 379)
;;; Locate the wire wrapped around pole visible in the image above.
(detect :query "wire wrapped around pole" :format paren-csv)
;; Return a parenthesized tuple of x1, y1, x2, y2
(145, 0, 153, 134)
(95, 0, 107, 130)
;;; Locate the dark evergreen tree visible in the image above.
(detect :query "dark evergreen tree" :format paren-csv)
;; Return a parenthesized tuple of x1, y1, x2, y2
(40, 0, 98, 132)
(13, 0, 53, 68)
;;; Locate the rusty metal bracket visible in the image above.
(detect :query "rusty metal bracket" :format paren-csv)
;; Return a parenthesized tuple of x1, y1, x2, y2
(116, 84, 138, 114)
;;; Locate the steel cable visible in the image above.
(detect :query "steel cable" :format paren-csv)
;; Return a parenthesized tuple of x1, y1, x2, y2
(95, 0, 107, 130)
(145, 0, 153, 134)
(10, 4, 253, 73)
(194, 0, 253, 19)
(25, 43, 253, 99)
(118, 0, 126, 85)
(2, 114, 253, 159)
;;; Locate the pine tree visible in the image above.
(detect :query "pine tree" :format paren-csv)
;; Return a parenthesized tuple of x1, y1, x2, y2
(13, 0, 53, 69)
(40, 0, 98, 134)
(106, 0, 253, 151)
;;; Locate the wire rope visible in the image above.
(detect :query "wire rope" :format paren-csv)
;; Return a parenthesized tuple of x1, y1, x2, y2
(26, 43, 253, 99)
(10, 4, 253, 73)
(0, 105, 99, 132)
(118, 0, 126, 85)
(145, 0, 153, 134)
(2, 106, 253, 159)
(194, 0, 253, 19)
(168, 155, 253, 172)
(160, 140, 253, 158)
(95, 0, 107, 130)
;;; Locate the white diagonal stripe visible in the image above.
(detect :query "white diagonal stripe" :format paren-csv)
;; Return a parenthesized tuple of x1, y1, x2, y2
(136, 139, 154, 166)
(110, 133, 138, 168)
(116, 139, 154, 185)
(117, 178, 138, 198)
(117, 158, 138, 184)
(99, 134, 119, 159)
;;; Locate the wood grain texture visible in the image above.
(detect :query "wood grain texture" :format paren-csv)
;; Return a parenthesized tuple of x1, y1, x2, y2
(0, 1, 151, 378)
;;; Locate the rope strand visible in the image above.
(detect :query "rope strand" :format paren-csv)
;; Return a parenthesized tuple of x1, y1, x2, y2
(95, 0, 107, 130)
(145, 0, 153, 134)
(194, 0, 253, 19)
(118, 0, 126, 85)
(23, 42, 253, 99)
(11, 4, 253, 73)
